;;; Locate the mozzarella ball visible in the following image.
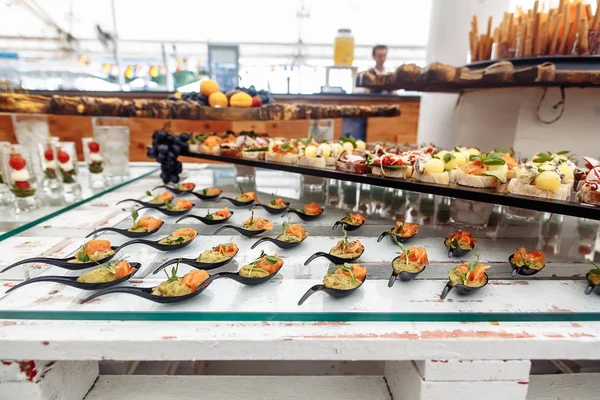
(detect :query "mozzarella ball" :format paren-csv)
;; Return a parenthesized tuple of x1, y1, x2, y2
(534, 171, 561, 191)
(304, 145, 318, 158)
(318, 143, 331, 158)
(355, 140, 366, 150)
(424, 158, 445, 174)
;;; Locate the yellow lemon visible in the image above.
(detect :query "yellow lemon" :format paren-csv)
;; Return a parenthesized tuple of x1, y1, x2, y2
(200, 79, 220, 96)
(208, 92, 228, 108)
(229, 92, 253, 108)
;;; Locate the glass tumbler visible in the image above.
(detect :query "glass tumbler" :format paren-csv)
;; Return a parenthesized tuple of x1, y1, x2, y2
(92, 117, 130, 179)
(1, 145, 40, 212)
(37, 137, 62, 199)
(82, 137, 107, 189)
(52, 141, 81, 202)
(11, 114, 50, 180)
(0, 141, 15, 206)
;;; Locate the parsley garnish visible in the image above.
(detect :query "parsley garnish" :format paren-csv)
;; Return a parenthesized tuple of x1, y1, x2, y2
(469, 152, 506, 166)
(586, 259, 600, 276)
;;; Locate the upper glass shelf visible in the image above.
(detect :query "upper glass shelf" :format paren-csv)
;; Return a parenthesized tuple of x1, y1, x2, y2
(0, 163, 158, 241)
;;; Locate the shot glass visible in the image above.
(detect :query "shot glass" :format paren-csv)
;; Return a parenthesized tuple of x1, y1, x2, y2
(1, 145, 40, 212)
(52, 141, 81, 202)
(82, 137, 106, 189)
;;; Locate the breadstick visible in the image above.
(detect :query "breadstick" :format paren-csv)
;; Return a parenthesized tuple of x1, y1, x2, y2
(558, 21, 573, 54)
(569, 3, 583, 54)
(487, 16, 493, 37)
(594, 0, 600, 29)
(525, 18, 534, 56)
(581, 18, 590, 54)
(586, 4, 593, 21)
(550, 13, 562, 54)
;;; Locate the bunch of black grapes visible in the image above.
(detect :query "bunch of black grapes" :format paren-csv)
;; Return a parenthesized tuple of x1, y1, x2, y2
(235, 85, 275, 105)
(168, 91, 208, 106)
(146, 131, 190, 184)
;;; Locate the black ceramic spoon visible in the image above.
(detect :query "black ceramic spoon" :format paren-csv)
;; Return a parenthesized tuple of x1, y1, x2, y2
(4, 262, 141, 294)
(303, 247, 364, 266)
(508, 255, 545, 277)
(281, 208, 323, 221)
(252, 202, 290, 214)
(0, 246, 119, 273)
(332, 219, 364, 232)
(79, 277, 215, 304)
(85, 221, 165, 239)
(439, 274, 489, 300)
(153, 185, 195, 195)
(445, 242, 475, 258)
(136, 205, 194, 217)
(116, 199, 165, 209)
(209, 270, 279, 286)
(388, 256, 426, 287)
(152, 248, 240, 274)
(251, 235, 306, 250)
(584, 273, 600, 295)
(212, 225, 267, 237)
(220, 197, 255, 207)
(176, 212, 234, 226)
(116, 236, 196, 252)
(188, 189, 222, 201)
(298, 277, 366, 306)
(377, 230, 417, 243)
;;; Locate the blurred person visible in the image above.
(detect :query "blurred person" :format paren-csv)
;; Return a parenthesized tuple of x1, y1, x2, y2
(372, 45, 389, 75)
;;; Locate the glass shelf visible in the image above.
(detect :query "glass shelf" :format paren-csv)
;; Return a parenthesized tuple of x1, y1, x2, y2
(0, 163, 159, 241)
(0, 164, 598, 322)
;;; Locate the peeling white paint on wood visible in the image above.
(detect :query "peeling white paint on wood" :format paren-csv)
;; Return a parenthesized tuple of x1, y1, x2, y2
(413, 359, 531, 381)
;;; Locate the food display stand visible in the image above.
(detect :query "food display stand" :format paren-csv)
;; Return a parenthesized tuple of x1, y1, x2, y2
(1, 157, 599, 399)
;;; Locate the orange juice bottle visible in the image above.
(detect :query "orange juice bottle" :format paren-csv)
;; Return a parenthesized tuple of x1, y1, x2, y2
(334, 29, 355, 66)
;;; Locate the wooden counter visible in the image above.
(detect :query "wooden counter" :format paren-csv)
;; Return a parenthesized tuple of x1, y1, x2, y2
(0, 93, 419, 161)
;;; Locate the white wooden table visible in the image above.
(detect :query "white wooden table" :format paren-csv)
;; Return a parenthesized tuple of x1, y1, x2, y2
(0, 164, 599, 400)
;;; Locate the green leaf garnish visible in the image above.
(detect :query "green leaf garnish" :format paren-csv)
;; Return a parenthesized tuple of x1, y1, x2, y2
(130, 207, 139, 229)
(265, 255, 279, 264)
(586, 259, 600, 275)
(443, 153, 454, 163)
(557, 150, 570, 155)
(145, 190, 153, 197)
(77, 252, 90, 263)
(165, 262, 180, 283)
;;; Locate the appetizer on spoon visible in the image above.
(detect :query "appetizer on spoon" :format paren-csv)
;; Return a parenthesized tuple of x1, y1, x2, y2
(298, 263, 367, 305)
(509, 248, 546, 277)
(282, 201, 323, 221)
(1, 239, 118, 273)
(5, 259, 139, 294)
(116, 191, 173, 209)
(585, 259, 600, 295)
(377, 221, 419, 243)
(176, 207, 233, 225)
(304, 227, 364, 265)
(87, 209, 164, 238)
(137, 199, 194, 216)
(444, 230, 476, 258)
(252, 195, 290, 214)
(389, 237, 429, 287)
(117, 228, 197, 252)
(210, 251, 284, 286)
(213, 211, 273, 237)
(252, 221, 308, 249)
(221, 187, 257, 207)
(440, 253, 489, 300)
(332, 213, 365, 231)
(191, 187, 222, 200)
(153, 182, 196, 195)
(153, 242, 239, 274)
(81, 264, 212, 304)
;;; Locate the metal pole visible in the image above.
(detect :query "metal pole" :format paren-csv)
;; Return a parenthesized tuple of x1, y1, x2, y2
(110, 0, 125, 89)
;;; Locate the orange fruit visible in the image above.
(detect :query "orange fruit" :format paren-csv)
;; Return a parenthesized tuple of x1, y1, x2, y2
(229, 92, 253, 108)
(200, 79, 219, 96)
(208, 92, 228, 108)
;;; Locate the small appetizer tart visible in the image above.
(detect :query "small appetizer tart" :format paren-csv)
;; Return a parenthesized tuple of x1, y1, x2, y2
(177, 182, 196, 192)
(266, 140, 300, 164)
(240, 136, 269, 160)
(335, 149, 370, 174)
(333, 213, 366, 231)
(444, 230, 476, 258)
(316, 142, 343, 166)
(153, 267, 210, 297)
(242, 213, 274, 231)
(370, 152, 414, 179)
(413, 156, 450, 185)
(200, 135, 222, 155)
(239, 251, 284, 278)
(455, 152, 508, 188)
(494, 148, 519, 179)
(509, 247, 546, 276)
(303, 201, 323, 216)
(172, 199, 194, 211)
(219, 133, 244, 157)
(577, 161, 600, 206)
(390, 237, 429, 284)
(198, 242, 239, 263)
(440, 254, 490, 299)
(299, 140, 327, 168)
(330, 229, 364, 259)
(324, 263, 367, 290)
(277, 222, 308, 243)
(508, 161, 571, 200)
(158, 228, 198, 245)
(70, 240, 115, 263)
(77, 259, 137, 284)
(378, 221, 420, 242)
(146, 190, 173, 205)
(433, 149, 468, 174)
(585, 259, 600, 295)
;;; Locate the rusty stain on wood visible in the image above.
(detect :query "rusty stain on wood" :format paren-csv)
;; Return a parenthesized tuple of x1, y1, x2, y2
(549, 305, 573, 312)
(162, 336, 177, 340)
